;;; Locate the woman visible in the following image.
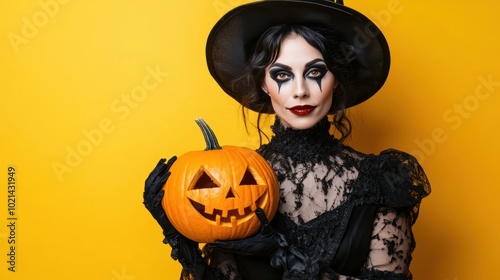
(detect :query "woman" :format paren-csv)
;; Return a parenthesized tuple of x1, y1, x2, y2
(143, 1, 430, 279)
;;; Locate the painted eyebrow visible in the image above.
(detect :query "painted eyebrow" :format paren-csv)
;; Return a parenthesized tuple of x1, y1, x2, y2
(305, 58, 327, 68)
(270, 58, 327, 70)
(269, 63, 292, 71)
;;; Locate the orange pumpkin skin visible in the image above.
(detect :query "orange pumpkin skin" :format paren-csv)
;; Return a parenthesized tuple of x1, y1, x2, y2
(162, 120, 279, 243)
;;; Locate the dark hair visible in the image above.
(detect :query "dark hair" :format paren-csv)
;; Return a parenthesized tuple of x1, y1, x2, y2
(233, 24, 357, 144)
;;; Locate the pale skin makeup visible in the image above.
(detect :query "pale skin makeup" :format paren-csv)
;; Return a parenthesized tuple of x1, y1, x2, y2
(262, 34, 337, 130)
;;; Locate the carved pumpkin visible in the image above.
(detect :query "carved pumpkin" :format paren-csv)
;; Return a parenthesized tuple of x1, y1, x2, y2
(162, 118, 279, 243)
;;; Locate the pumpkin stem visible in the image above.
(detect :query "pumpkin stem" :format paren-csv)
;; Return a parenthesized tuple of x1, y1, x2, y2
(195, 118, 222, 150)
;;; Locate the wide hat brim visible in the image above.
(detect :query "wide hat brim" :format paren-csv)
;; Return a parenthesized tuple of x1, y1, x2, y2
(206, 0, 391, 113)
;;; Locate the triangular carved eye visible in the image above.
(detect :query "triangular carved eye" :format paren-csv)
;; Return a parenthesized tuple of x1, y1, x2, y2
(193, 171, 220, 189)
(225, 188, 236, 198)
(239, 168, 257, 185)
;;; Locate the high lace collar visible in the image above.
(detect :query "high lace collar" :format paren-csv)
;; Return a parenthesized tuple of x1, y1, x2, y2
(258, 117, 340, 163)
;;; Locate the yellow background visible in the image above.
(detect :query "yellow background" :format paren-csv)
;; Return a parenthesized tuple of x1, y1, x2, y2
(1, 0, 499, 279)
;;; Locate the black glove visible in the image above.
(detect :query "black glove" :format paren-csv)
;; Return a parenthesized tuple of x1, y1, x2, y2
(143, 157, 217, 279)
(210, 208, 284, 257)
(143, 157, 178, 238)
(143, 158, 201, 261)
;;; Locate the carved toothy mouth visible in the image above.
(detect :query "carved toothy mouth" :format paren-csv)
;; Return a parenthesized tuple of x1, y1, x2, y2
(188, 192, 267, 226)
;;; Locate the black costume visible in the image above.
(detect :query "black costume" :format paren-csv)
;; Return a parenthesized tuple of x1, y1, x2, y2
(204, 117, 430, 279)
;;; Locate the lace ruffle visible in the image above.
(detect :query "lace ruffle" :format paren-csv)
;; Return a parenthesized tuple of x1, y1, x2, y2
(354, 149, 431, 225)
(258, 117, 341, 164)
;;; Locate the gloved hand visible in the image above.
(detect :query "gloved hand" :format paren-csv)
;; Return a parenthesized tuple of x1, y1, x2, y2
(210, 208, 312, 279)
(143, 157, 199, 259)
(143, 157, 178, 238)
(210, 208, 284, 257)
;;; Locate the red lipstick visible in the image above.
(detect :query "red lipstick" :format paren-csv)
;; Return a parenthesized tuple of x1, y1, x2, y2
(288, 105, 316, 116)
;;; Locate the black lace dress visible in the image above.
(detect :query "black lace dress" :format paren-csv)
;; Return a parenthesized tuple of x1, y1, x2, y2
(202, 117, 431, 280)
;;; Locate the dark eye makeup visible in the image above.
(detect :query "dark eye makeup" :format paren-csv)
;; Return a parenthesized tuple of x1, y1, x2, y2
(267, 59, 330, 93)
(269, 66, 293, 92)
(305, 63, 328, 90)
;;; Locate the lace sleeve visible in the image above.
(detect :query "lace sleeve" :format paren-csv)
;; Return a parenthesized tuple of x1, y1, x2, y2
(327, 207, 414, 280)
(343, 149, 431, 280)
(362, 207, 413, 278)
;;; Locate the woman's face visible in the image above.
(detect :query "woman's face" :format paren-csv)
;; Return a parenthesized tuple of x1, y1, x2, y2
(262, 34, 336, 130)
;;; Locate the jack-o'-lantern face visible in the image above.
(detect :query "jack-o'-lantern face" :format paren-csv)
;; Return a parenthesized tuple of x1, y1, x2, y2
(187, 164, 269, 227)
(162, 119, 279, 243)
